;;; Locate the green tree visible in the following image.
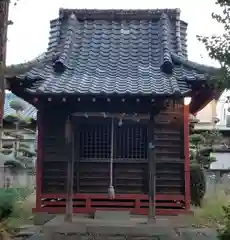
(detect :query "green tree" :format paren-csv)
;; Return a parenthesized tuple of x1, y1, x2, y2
(1, 99, 36, 180)
(189, 130, 223, 169)
(198, 0, 230, 89)
(189, 117, 224, 206)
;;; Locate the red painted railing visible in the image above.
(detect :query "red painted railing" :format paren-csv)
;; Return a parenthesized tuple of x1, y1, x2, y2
(33, 193, 190, 216)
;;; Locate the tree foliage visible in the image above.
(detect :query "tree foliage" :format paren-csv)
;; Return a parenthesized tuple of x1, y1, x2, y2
(201, 129, 224, 146)
(190, 130, 224, 168)
(189, 121, 224, 206)
(190, 164, 206, 207)
(218, 205, 230, 240)
(197, 0, 230, 89)
(1, 99, 36, 174)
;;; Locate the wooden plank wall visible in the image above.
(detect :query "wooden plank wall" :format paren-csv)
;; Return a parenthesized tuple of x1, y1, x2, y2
(41, 113, 68, 193)
(154, 100, 184, 194)
(41, 101, 184, 196)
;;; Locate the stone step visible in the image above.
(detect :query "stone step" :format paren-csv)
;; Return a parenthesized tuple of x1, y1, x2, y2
(13, 233, 44, 240)
(26, 233, 44, 240)
(14, 231, 37, 238)
(13, 225, 41, 239)
(94, 210, 131, 221)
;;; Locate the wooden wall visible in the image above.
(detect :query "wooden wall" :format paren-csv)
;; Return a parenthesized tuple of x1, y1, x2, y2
(41, 112, 68, 194)
(154, 100, 184, 194)
(40, 101, 184, 196)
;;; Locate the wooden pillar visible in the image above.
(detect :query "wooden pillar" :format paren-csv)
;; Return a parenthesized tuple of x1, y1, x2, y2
(147, 111, 156, 221)
(36, 110, 42, 211)
(184, 104, 190, 211)
(75, 124, 80, 193)
(65, 116, 74, 222)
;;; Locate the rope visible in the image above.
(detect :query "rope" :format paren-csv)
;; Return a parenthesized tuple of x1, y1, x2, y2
(108, 117, 115, 199)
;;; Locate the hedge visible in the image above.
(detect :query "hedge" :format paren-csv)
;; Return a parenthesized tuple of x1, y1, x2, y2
(190, 164, 206, 207)
(0, 188, 31, 220)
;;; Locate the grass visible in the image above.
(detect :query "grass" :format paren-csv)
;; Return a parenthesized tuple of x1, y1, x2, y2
(0, 189, 35, 236)
(0, 185, 229, 235)
(5, 189, 229, 230)
(191, 189, 229, 228)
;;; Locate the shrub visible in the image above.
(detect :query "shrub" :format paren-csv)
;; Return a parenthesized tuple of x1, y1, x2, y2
(192, 192, 227, 227)
(0, 188, 32, 221)
(218, 205, 230, 240)
(190, 164, 206, 207)
(0, 189, 15, 220)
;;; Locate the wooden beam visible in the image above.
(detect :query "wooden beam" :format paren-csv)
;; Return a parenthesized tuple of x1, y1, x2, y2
(147, 104, 164, 222)
(147, 111, 155, 221)
(35, 111, 42, 212)
(184, 104, 190, 211)
(64, 117, 74, 222)
(72, 112, 150, 120)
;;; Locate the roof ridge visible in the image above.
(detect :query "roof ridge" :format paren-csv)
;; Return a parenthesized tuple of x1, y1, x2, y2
(47, 18, 62, 62)
(175, 9, 182, 56)
(53, 13, 78, 73)
(59, 8, 181, 21)
(160, 13, 173, 74)
(59, 8, 181, 12)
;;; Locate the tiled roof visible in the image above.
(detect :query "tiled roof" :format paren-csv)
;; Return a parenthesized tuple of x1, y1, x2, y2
(4, 93, 37, 121)
(11, 9, 217, 96)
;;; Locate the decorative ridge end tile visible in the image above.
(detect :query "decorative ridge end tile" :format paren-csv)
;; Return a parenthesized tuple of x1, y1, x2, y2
(160, 13, 173, 74)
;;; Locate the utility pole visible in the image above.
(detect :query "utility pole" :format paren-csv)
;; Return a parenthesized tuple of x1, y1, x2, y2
(0, 0, 10, 148)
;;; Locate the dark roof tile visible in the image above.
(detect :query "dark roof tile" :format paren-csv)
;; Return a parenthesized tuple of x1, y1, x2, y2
(10, 9, 217, 96)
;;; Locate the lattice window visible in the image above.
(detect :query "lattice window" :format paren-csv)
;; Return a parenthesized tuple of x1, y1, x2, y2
(115, 122, 147, 159)
(79, 121, 111, 159)
(78, 118, 147, 161)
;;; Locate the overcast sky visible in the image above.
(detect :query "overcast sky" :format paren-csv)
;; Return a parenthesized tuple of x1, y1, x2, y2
(6, 0, 222, 67)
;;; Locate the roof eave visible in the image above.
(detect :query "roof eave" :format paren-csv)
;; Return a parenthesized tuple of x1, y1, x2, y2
(22, 88, 191, 98)
(5, 52, 50, 79)
(171, 53, 220, 74)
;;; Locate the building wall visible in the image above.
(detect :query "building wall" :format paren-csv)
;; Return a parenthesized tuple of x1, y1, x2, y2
(211, 152, 230, 170)
(40, 102, 185, 196)
(37, 101, 188, 214)
(0, 166, 35, 188)
(195, 90, 230, 130)
(216, 90, 230, 130)
(41, 111, 68, 194)
(195, 100, 217, 130)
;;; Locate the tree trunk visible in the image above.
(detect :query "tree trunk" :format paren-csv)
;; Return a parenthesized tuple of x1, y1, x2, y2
(0, 0, 9, 111)
(0, 0, 10, 150)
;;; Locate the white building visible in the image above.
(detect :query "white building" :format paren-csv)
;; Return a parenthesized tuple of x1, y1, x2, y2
(195, 90, 230, 170)
(195, 90, 230, 131)
(215, 90, 230, 130)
